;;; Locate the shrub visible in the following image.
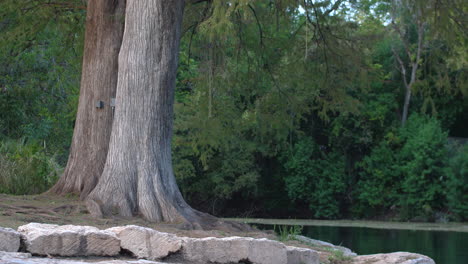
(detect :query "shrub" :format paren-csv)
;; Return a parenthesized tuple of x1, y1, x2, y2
(356, 114, 450, 220)
(355, 133, 401, 217)
(283, 137, 347, 219)
(0, 138, 62, 194)
(397, 114, 449, 219)
(446, 145, 468, 220)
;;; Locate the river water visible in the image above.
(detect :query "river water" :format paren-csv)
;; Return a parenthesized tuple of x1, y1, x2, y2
(258, 224, 467, 264)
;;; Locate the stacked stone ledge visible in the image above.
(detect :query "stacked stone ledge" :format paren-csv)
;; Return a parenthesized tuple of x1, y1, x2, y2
(0, 223, 436, 264)
(0, 223, 320, 264)
(106, 225, 319, 264)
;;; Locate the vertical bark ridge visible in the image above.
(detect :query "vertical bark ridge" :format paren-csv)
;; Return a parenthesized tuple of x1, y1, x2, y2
(50, 0, 126, 199)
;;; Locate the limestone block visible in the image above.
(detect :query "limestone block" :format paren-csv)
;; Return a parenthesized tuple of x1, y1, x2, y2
(352, 252, 435, 264)
(0, 226, 21, 252)
(247, 238, 288, 264)
(181, 236, 250, 263)
(106, 225, 182, 260)
(18, 223, 120, 257)
(286, 246, 320, 264)
(182, 236, 287, 264)
(0, 251, 32, 260)
(294, 235, 356, 257)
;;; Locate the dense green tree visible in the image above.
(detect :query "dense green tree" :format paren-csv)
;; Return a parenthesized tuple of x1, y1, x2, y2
(0, 0, 85, 161)
(446, 145, 468, 220)
(283, 137, 347, 219)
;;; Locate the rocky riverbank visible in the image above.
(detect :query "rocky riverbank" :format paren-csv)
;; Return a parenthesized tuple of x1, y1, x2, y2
(0, 223, 436, 264)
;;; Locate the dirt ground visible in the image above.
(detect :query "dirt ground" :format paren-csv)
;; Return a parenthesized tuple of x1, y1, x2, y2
(0, 193, 271, 238)
(0, 193, 353, 264)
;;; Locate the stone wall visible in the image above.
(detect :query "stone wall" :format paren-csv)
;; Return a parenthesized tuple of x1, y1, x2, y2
(0, 223, 436, 264)
(1, 223, 318, 264)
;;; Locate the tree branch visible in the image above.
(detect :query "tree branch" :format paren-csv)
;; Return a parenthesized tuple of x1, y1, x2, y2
(410, 20, 425, 85)
(189, 0, 212, 5)
(323, 0, 344, 16)
(248, 4, 264, 47)
(392, 46, 409, 88)
(391, 21, 413, 60)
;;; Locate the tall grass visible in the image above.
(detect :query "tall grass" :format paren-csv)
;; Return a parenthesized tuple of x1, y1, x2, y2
(274, 224, 303, 241)
(0, 138, 62, 195)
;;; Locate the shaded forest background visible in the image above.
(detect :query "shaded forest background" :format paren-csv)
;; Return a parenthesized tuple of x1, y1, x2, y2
(0, 0, 467, 222)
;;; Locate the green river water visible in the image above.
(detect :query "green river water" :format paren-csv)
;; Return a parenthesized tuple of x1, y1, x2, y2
(247, 222, 468, 264)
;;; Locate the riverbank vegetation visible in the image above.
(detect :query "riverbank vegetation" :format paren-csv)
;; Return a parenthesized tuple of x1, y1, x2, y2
(1, 0, 467, 222)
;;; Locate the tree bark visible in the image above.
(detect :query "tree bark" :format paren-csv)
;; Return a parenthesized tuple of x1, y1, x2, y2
(85, 0, 220, 229)
(401, 86, 411, 126)
(400, 21, 424, 127)
(391, 4, 425, 127)
(50, 0, 126, 199)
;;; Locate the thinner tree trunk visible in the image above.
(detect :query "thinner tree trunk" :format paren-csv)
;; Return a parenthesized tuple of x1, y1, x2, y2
(50, 0, 126, 199)
(401, 86, 411, 126)
(86, 0, 220, 229)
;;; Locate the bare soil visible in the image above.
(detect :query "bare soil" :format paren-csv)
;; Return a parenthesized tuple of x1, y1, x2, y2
(0, 194, 265, 238)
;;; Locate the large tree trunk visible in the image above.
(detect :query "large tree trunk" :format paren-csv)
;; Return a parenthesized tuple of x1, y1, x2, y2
(50, 0, 126, 199)
(85, 0, 219, 229)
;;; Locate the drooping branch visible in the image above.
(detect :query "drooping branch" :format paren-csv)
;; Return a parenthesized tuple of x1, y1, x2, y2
(248, 4, 264, 47)
(185, 2, 212, 64)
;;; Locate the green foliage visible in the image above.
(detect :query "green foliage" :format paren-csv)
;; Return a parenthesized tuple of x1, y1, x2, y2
(327, 249, 352, 264)
(355, 134, 401, 216)
(283, 137, 347, 219)
(173, 1, 467, 220)
(0, 2, 84, 164)
(274, 224, 303, 242)
(173, 0, 374, 216)
(356, 114, 450, 219)
(0, 138, 62, 194)
(398, 115, 448, 218)
(446, 145, 468, 220)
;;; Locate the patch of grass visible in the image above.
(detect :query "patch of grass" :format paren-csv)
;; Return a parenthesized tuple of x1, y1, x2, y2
(326, 249, 352, 263)
(0, 138, 62, 194)
(290, 237, 353, 264)
(274, 224, 303, 241)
